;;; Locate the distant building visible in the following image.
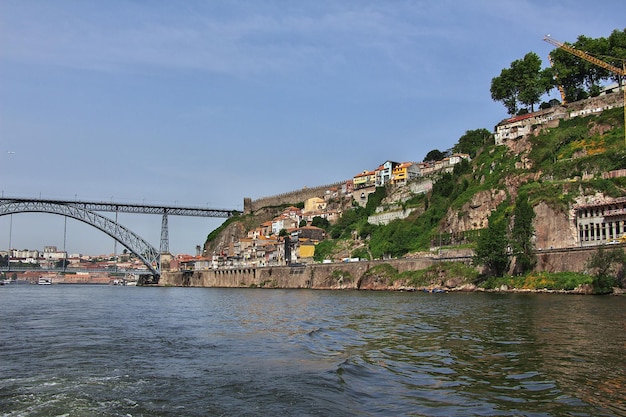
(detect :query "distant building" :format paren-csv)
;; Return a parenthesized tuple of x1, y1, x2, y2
(296, 226, 325, 241)
(392, 162, 420, 185)
(298, 240, 316, 260)
(43, 246, 67, 260)
(303, 197, 326, 214)
(353, 170, 376, 189)
(575, 197, 626, 246)
(375, 161, 400, 187)
(10, 248, 40, 259)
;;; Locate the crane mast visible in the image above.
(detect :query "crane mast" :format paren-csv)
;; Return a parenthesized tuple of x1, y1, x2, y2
(543, 35, 626, 146)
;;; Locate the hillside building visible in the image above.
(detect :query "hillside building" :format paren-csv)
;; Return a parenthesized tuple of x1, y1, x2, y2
(353, 170, 376, 189)
(392, 162, 420, 185)
(375, 161, 400, 186)
(575, 197, 626, 246)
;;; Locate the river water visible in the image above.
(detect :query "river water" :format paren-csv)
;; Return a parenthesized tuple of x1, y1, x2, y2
(0, 285, 624, 417)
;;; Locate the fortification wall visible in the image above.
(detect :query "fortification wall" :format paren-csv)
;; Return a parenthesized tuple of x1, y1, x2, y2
(244, 181, 347, 214)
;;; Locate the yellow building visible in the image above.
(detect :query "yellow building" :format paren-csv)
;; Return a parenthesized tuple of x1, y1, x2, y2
(303, 197, 326, 214)
(392, 162, 420, 184)
(298, 241, 316, 259)
(353, 170, 376, 189)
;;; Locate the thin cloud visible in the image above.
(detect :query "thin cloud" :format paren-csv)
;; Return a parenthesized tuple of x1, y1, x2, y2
(0, 2, 466, 77)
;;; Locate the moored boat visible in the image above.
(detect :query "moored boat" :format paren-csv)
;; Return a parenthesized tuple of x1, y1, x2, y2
(38, 277, 52, 285)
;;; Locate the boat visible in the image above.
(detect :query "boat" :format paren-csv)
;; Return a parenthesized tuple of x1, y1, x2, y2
(38, 277, 52, 285)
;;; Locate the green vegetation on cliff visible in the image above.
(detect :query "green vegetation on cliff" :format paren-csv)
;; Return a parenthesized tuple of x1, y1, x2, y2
(207, 105, 625, 292)
(480, 272, 593, 291)
(211, 104, 625, 263)
(205, 30, 626, 293)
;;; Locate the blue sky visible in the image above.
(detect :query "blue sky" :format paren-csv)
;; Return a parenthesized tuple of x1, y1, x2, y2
(1, 0, 624, 256)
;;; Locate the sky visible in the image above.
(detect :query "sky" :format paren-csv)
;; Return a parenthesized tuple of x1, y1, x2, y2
(1, 0, 625, 256)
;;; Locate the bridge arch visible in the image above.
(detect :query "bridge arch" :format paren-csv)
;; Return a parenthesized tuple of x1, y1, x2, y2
(0, 200, 160, 281)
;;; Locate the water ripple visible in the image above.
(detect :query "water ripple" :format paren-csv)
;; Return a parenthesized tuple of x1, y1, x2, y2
(0, 287, 623, 416)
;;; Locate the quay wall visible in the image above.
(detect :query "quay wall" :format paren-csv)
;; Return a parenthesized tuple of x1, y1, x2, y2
(159, 246, 604, 289)
(160, 257, 437, 289)
(533, 246, 597, 273)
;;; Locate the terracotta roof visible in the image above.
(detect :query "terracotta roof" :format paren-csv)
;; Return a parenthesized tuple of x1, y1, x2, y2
(299, 225, 324, 230)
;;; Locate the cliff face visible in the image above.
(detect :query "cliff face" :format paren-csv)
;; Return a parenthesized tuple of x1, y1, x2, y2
(533, 202, 578, 249)
(204, 221, 246, 257)
(441, 189, 507, 233)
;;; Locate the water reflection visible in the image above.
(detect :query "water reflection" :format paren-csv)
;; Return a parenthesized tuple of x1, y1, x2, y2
(0, 287, 624, 416)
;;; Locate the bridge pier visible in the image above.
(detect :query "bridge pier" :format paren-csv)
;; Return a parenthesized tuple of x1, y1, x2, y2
(160, 211, 169, 254)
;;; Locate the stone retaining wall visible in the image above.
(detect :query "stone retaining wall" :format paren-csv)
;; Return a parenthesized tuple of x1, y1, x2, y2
(160, 246, 605, 289)
(160, 257, 438, 289)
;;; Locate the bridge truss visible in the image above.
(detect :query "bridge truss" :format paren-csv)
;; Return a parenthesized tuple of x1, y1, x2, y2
(0, 197, 240, 284)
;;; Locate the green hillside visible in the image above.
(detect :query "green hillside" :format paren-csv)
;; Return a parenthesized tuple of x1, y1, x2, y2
(207, 104, 625, 260)
(202, 102, 626, 292)
(314, 106, 625, 261)
(204, 28, 626, 291)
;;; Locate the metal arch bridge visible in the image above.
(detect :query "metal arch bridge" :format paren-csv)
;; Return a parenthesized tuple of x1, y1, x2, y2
(0, 197, 240, 283)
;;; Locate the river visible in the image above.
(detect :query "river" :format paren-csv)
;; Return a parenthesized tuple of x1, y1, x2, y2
(0, 285, 624, 416)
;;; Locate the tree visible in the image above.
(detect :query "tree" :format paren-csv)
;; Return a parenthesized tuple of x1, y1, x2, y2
(424, 149, 445, 162)
(490, 67, 519, 115)
(474, 211, 510, 277)
(607, 29, 626, 87)
(585, 246, 625, 293)
(515, 53, 550, 112)
(549, 30, 626, 101)
(311, 216, 330, 230)
(432, 172, 455, 198)
(491, 52, 554, 115)
(511, 194, 536, 275)
(453, 128, 493, 158)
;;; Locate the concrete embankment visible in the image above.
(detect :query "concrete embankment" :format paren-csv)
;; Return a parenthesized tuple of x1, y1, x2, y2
(159, 246, 603, 290)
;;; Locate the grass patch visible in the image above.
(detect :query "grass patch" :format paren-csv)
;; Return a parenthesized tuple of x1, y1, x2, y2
(399, 261, 479, 287)
(480, 271, 592, 291)
(331, 270, 353, 283)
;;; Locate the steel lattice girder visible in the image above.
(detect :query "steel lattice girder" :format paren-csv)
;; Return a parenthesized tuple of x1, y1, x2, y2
(1, 197, 238, 217)
(0, 200, 160, 278)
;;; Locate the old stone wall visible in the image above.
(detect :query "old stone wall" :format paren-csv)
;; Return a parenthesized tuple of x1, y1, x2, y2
(244, 181, 347, 214)
(160, 246, 604, 289)
(533, 247, 596, 273)
(160, 257, 437, 289)
(495, 92, 624, 146)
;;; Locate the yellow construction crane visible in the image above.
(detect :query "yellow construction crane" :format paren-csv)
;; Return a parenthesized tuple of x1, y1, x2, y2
(543, 35, 626, 146)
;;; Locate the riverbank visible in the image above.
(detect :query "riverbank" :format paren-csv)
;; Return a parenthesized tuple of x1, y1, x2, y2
(158, 248, 624, 294)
